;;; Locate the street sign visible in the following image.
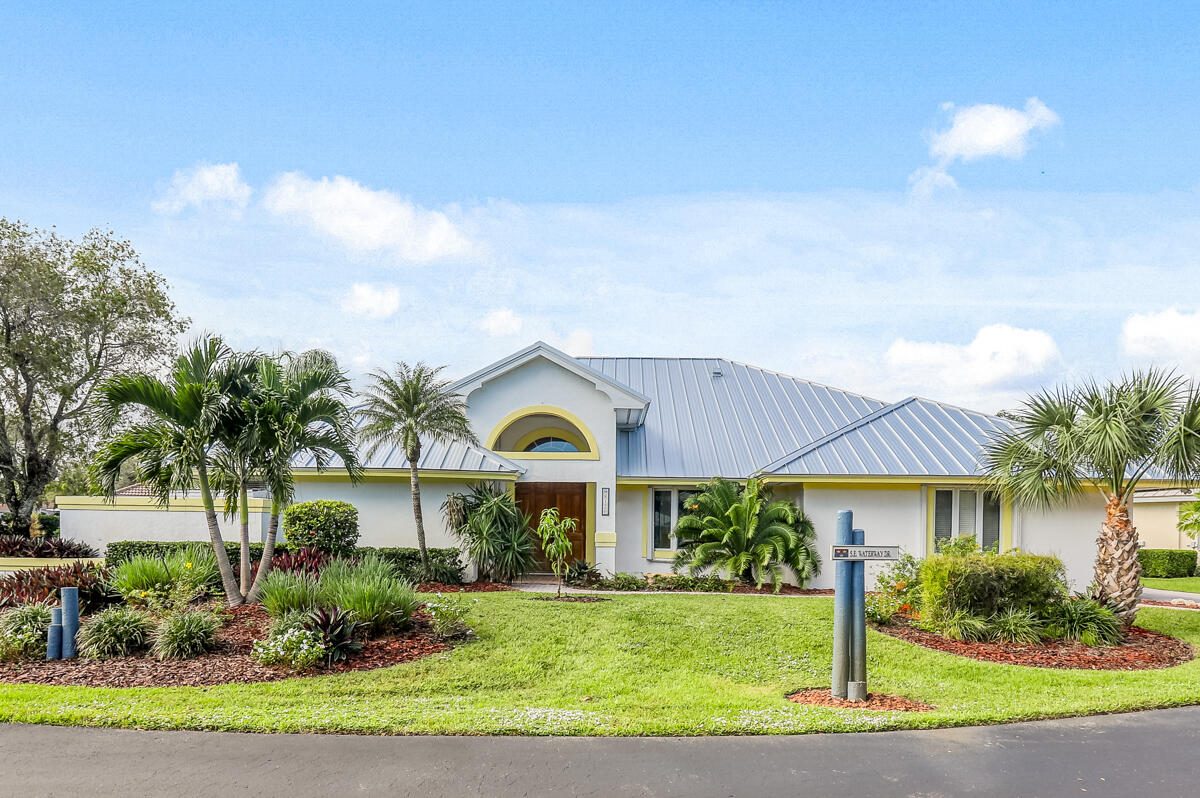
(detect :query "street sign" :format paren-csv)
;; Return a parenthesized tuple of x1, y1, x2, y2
(830, 544, 900, 561)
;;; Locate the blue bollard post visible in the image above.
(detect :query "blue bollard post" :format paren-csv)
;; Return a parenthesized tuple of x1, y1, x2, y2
(60, 587, 79, 659)
(831, 510, 853, 699)
(848, 528, 867, 701)
(47, 607, 63, 661)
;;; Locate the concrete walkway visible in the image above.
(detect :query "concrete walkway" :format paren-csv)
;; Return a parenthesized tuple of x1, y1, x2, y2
(4, 707, 1200, 797)
(1142, 586, 1200, 604)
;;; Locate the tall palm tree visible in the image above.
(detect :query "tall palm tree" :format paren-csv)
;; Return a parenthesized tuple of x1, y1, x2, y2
(93, 336, 256, 604)
(673, 477, 821, 591)
(358, 362, 477, 572)
(238, 350, 362, 603)
(982, 370, 1200, 625)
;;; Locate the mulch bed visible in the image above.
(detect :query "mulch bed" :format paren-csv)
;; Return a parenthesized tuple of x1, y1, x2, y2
(728, 585, 833, 596)
(876, 620, 1193, 671)
(787, 688, 933, 712)
(1141, 598, 1200, 609)
(417, 581, 515, 593)
(528, 595, 611, 603)
(0, 603, 448, 688)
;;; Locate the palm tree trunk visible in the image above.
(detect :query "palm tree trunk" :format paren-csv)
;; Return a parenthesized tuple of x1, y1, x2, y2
(1094, 495, 1142, 626)
(408, 451, 429, 572)
(197, 463, 243, 605)
(244, 500, 281, 604)
(238, 481, 251, 598)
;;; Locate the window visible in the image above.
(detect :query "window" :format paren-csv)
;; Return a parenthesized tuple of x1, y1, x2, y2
(523, 436, 579, 453)
(649, 488, 699, 556)
(932, 488, 1001, 550)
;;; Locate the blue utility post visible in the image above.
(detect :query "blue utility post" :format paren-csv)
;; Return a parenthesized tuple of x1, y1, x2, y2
(830, 510, 853, 699)
(848, 528, 867, 701)
(47, 607, 63, 660)
(60, 587, 79, 659)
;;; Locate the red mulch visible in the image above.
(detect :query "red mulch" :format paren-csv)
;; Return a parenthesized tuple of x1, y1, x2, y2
(417, 581, 515, 593)
(528, 595, 611, 603)
(0, 603, 448, 688)
(787, 688, 933, 712)
(876, 620, 1193, 671)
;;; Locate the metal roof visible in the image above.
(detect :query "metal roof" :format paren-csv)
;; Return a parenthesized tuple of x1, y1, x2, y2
(761, 396, 1011, 477)
(577, 357, 887, 479)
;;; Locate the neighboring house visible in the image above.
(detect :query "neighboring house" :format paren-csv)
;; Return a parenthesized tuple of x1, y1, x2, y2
(60, 341, 1181, 588)
(1132, 488, 1198, 551)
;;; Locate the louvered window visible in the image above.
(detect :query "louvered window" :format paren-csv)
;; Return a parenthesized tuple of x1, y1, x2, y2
(932, 488, 1002, 551)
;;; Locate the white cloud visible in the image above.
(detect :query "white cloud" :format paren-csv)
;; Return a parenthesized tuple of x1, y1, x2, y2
(1121, 308, 1200, 372)
(555, 329, 595, 357)
(262, 172, 474, 263)
(885, 324, 1062, 401)
(339, 282, 401, 319)
(910, 98, 1060, 197)
(152, 162, 252, 214)
(478, 308, 523, 336)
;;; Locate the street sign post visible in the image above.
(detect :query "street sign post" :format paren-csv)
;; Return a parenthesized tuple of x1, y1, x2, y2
(830, 510, 899, 702)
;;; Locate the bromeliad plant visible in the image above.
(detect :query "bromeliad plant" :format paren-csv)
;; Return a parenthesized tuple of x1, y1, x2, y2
(982, 369, 1200, 625)
(535, 507, 578, 597)
(305, 607, 363, 665)
(672, 477, 821, 592)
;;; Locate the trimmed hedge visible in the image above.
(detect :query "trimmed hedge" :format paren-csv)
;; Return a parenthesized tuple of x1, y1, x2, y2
(282, 501, 360, 556)
(0, 512, 60, 535)
(920, 551, 1068, 623)
(1138, 548, 1197, 579)
(103, 541, 464, 585)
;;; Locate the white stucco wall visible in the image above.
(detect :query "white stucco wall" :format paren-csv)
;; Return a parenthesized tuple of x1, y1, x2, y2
(291, 478, 471, 549)
(62, 508, 270, 554)
(614, 487, 648, 573)
(1017, 494, 1108, 590)
(801, 486, 925, 590)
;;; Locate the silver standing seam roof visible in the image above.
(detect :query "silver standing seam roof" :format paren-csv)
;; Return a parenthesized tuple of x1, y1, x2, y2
(578, 357, 887, 479)
(760, 396, 1012, 477)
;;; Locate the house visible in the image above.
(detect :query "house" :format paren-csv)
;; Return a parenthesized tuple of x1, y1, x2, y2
(1131, 488, 1198, 551)
(60, 341, 1177, 589)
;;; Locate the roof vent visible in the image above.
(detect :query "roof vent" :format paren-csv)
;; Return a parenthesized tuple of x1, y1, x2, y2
(712, 368, 723, 378)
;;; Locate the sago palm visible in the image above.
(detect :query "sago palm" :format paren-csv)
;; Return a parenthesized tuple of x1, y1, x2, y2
(673, 477, 820, 591)
(982, 369, 1200, 625)
(93, 336, 256, 604)
(358, 362, 477, 572)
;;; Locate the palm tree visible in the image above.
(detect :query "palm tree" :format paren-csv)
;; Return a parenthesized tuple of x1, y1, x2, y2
(358, 362, 477, 573)
(982, 370, 1200, 625)
(238, 350, 362, 602)
(673, 477, 821, 591)
(93, 336, 256, 604)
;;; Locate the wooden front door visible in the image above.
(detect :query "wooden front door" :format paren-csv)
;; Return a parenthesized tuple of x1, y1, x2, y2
(515, 482, 587, 570)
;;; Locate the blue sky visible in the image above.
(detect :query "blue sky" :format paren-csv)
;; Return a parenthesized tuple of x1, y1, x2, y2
(3, 1, 1200, 410)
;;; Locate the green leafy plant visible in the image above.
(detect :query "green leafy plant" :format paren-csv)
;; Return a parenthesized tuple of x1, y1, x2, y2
(920, 551, 1067, 627)
(935, 536, 983, 557)
(594, 572, 648, 591)
(152, 610, 220, 660)
(988, 608, 1044, 644)
(535, 507, 578, 597)
(424, 593, 475, 641)
(1137, 548, 1197, 579)
(252, 627, 326, 670)
(305, 607, 362, 666)
(259, 571, 323, 618)
(672, 477, 820, 591)
(1043, 597, 1124, 646)
(937, 610, 991, 642)
(320, 572, 419, 636)
(865, 592, 902, 625)
(282, 501, 360, 557)
(564, 559, 601, 587)
(108, 544, 218, 611)
(874, 552, 922, 614)
(0, 603, 52, 658)
(364, 547, 464, 584)
(269, 608, 310, 637)
(77, 606, 155, 658)
(646, 573, 732, 592)
(442, 482, 536, 583)
(0, 562, 113, 613)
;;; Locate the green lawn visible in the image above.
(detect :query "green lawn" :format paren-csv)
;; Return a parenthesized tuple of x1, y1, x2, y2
(2, 593, 1200, 735)
(1143, 577, 1200, 593)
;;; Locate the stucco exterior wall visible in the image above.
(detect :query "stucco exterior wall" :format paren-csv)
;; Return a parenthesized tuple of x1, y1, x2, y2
(1016, 494, 1107, 590)
(291, 478, 470, 549)
(62, 508, 270, 554)
(801, 485, 924, 590)
(1131, 500, 1189, 550)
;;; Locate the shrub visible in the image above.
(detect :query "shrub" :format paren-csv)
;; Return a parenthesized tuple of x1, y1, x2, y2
(938, 610, 990, 642)
(0, 512, 59, 537)
(594, 572, 648, 591)
(252, 627, 326, 670)
(305, 607, 362, 665)
(269, 609, 310, 637)
(282, 500, 360, 556)
(442, 483, 536, 583)
(920, 551, 1067, 626)
(1138, 548, 1197, 579)
(152, 610, 219, 660)
(104, 541, 292, 568)
(77, 607, 155, 658)
(0, 563, 113, 613)
(874, 552, 923, 611)
(865, 592, 902, 625)
(988, 608, 1044, 644)
(108, 544, 217, 610)
(257, 547, 331, 578)
(935, 536, 989, 556)
(0, 603, 52, 658)
(1043, 598, 1123, 646)
(565, 559, 601, 587)
(359, 547, 464, 584)
(259, 571, 323, 618)
(646, 573, 731, 592)
(0, 534, 97, 559)
(424, 593, 475, 641)
(320, 571, 419, 636)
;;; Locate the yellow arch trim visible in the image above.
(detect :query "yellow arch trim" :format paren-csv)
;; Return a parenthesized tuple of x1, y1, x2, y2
(512, 426, 589, 454)
(486, 405, 600, 461)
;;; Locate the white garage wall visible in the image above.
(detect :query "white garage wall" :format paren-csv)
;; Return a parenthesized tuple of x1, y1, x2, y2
(801, 486, 924, 590)
(1017, 494, 1107, 590)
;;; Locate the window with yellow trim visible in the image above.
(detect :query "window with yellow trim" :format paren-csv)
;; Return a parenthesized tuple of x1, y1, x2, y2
(933, 488, 1001, 551)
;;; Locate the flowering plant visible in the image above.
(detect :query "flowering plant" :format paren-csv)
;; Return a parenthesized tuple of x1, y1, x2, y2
(252, 627, 327, 670)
